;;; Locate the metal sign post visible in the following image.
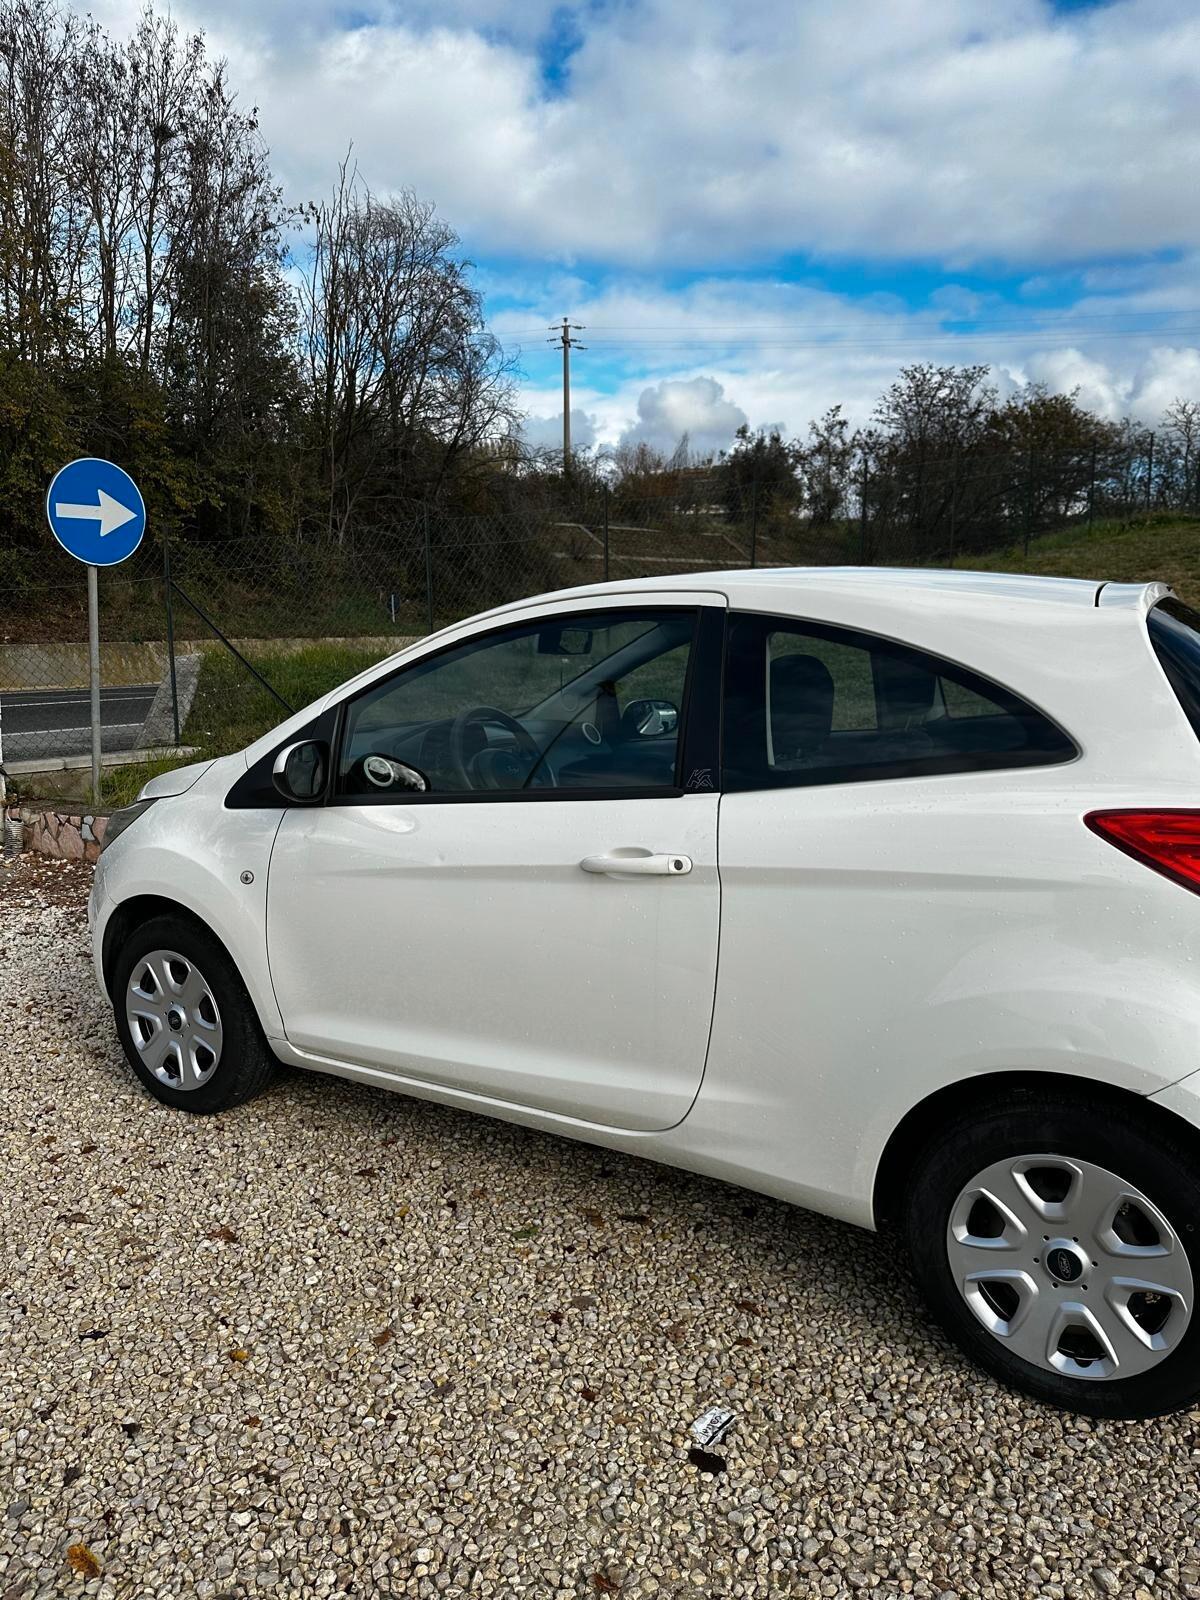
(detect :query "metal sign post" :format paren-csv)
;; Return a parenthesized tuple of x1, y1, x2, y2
(45, 457, 147, 808)
(87, 564, 102, 804)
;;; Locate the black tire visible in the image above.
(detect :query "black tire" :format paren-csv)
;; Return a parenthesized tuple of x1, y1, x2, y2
(111, 912, 276, 1114)
(902, 1088, 1200, 1418)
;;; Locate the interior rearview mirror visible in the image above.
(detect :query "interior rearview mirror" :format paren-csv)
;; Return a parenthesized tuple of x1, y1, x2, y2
(272, 739, 329, 803)
(537, 623, 593, 656)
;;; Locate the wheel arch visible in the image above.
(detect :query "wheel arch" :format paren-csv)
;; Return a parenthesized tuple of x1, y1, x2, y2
(103, 895, 241, 1004)
(872, 1071, 1200, 1229)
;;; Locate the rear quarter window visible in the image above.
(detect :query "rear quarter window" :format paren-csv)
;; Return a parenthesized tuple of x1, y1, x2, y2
(1148, 599, 1200, 741)
(723, 613, 1077, 791)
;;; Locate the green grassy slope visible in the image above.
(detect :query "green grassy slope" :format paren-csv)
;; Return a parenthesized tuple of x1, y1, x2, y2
(962, 515, 1200, 604)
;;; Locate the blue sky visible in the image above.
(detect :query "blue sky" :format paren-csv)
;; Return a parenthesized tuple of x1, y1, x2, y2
(95, 0, 1200, 455)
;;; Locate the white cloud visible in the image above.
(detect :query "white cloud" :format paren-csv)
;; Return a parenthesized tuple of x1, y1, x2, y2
(619, 377, 748, 458)
(80, 0, 1200, 441)
(501, 272, 1200, 448)
(518, 407, 597, 451)
(86, 0, 1200, 269)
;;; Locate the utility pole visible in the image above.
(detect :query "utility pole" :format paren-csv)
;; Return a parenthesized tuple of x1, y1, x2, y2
(548, 318, 586, 467)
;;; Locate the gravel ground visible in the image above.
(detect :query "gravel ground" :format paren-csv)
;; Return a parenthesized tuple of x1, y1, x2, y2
(1, 853, 1198, 1600)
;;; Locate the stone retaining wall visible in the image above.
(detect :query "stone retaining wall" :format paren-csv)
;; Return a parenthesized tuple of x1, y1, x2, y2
(4, 804, 109, 863)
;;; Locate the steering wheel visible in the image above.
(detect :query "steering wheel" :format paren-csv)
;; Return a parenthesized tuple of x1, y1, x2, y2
(448, 705, 548, 790)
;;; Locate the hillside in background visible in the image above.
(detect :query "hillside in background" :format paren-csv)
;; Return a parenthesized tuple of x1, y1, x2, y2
(969, 515, 1200, 604)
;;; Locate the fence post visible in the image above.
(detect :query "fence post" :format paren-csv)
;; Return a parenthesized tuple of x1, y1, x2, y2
(947, 453, 958, 567)
(1087, 442, 1097, 530)
(603, 484, 610, 582)
(749, 481, 758, 568)
(1145, 432, 1155, 513)
(858, 470, 869, 564)
(162, 535, 181, 746)
(423, 503, 434, 635)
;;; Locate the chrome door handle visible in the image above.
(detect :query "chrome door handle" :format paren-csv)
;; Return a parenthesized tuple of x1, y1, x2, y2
(579, 851, 692, 876)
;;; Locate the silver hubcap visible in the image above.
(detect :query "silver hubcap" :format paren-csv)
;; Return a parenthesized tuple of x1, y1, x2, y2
(947, 1154, 1193, 1381)
(125, 949, 223, 1091)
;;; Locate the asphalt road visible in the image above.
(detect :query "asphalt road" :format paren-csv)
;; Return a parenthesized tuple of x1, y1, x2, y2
(0, 683, 157, 762)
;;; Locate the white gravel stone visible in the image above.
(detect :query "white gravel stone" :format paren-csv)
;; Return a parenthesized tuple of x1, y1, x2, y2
(1, 852, 1198, 1598)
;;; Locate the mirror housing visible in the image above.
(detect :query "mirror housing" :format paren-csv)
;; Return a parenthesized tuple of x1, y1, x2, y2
(272, 739, 329, 803)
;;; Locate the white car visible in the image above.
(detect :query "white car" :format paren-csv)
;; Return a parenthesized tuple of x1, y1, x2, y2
(90, 568, 1200, 1417)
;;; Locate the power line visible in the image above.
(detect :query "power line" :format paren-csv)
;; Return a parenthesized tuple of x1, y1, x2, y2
(501, 311, 1200, 352)
(504, 328, 1200, 354)
(509, 308, 1200, 333)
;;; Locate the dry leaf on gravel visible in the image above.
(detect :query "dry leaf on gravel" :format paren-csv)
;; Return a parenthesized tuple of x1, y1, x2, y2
(65, 1542, 101, 1578)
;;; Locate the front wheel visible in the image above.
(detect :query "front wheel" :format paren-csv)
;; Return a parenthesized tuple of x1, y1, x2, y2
(112, 913, 276, 1113)
(902, 1091, 1200, 1417)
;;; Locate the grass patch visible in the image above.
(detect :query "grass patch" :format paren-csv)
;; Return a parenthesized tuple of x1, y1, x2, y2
(100, 755, 195, 809)
(960, 515, 1200, 604)
(88, 642, 393, 808)
(182, 642, 394, 758)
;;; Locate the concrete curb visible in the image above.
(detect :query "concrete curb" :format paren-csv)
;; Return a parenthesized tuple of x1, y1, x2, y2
(139, 652, 201, 747)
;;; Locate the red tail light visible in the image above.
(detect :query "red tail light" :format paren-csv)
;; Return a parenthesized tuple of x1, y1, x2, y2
(1085, 809, 1200, 894)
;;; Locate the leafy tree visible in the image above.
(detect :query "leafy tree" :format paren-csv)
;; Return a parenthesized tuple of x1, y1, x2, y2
(717, 425, 802, 522)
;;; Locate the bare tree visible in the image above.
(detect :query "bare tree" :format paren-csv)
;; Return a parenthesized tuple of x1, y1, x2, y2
(298, 156, 517, 538)
(0, 0, 91, 362)
(1162, 398, 1200, 510)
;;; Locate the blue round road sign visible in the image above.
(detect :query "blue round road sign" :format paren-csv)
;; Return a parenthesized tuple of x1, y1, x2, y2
(45, 457, 146, 567)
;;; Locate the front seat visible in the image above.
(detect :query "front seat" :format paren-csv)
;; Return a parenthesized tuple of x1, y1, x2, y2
(769, 654, 835, 765)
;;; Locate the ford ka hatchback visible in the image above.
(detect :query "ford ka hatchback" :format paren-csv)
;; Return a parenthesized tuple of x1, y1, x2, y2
(90, 570, 1200, 1416)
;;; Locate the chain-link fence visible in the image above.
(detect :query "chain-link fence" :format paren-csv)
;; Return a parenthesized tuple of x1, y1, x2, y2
(2, 436, 1196, 793)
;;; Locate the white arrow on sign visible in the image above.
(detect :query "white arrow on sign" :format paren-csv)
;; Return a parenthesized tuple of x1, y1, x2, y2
(53, 488, 138, 537)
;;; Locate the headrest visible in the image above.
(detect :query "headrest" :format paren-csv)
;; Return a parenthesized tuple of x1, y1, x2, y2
(769, 653, 836, 757)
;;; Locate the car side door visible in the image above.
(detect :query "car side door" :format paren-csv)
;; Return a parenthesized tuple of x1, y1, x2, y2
(265, 595, 725, 1132)
(705, 609, 1080, 1213)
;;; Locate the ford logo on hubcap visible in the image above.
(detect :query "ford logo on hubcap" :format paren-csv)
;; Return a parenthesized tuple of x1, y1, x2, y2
(1046, 1245, 1082, 1283)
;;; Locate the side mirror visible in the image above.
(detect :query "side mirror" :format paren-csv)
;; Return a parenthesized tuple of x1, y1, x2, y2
(624, 698, 679, 738)
(272, 739, 329, 803)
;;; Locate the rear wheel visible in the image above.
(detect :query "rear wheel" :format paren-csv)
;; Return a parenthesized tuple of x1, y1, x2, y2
(112, 914, 275, 1113)
(902, 1092, 1200, 1417)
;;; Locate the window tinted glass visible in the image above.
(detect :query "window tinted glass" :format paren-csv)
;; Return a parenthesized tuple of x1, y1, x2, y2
(339, 609, 696, 797)
(1148, 599, 1200, 741)
(723, 613, 1075, 790)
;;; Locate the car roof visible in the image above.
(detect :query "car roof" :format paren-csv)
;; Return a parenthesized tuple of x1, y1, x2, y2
(714, 567, 1101, 606)
(478, 565, 1169, 619)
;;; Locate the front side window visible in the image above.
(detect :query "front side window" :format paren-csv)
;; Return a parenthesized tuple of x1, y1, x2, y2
(723, 613, 1075, 790)
(338, 609, 697, 797)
